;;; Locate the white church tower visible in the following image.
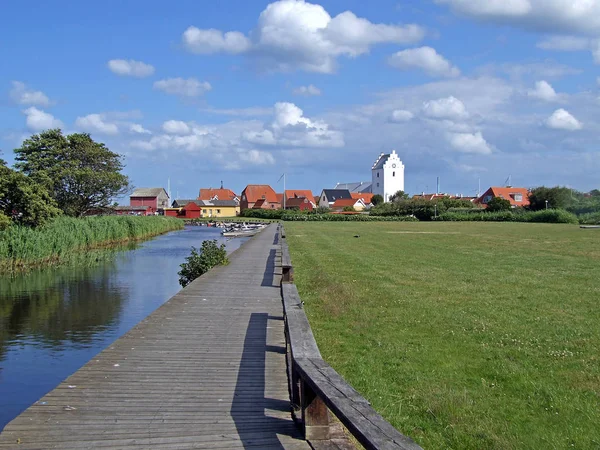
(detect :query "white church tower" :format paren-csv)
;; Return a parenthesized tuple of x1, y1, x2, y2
(371, 150, 404, 202)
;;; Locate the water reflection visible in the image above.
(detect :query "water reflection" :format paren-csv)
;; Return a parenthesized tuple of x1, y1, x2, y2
(0, 226, 246, 430)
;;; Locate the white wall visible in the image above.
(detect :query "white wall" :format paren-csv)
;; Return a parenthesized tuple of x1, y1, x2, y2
(371, 150, 404, 202)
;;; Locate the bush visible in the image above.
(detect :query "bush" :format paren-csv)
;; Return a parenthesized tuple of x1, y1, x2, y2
(578, 212, 600, 225)
(371, 194, 384, 206)
(486, 197, 512, 212)
(281, 213, 418, 222)
(0, 212, 10, 231)
(435, 209, 579, 224)
(178, 240, 229, 287)
(239, 209, 287, 219)
(525, 209, 579, 224)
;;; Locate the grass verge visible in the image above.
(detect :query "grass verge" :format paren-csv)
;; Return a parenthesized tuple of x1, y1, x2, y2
(285, 221, 600, 449)
(0, 216, 184, 274)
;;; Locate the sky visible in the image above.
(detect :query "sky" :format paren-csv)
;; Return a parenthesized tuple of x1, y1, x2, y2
(1, 0, 599, 200)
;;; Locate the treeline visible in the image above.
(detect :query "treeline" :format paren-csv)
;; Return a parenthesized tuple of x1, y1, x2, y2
(1, 129, 130, 229)
(0, 216, 183, 273)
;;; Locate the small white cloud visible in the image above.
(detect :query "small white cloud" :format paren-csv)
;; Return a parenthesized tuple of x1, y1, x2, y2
(537, 35, 590, 51)
(183, 28, 251, 54)
(162, 120, 191, 135)
(22, 107, 63, 131)
(447, 131, 492, 155)
(238, 149, 275, 165)
(153, 78, 212, 97)
(388, 46, 460, 77)
(10, 81, 51, 107)
(292, 84, 322, 96)
(528, 80, 559, 101)
(243, 129, 276, 145)
(389, 109, 414, 122)
(107, 59, 155, 78)
(422, 96, 469, 120)
(129, 123, 151, 134)
(75, 114, 120, 135)
(546, 108, 582, 130)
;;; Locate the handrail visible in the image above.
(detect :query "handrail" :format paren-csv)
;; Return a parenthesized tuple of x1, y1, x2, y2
(279, 225, 423, 450)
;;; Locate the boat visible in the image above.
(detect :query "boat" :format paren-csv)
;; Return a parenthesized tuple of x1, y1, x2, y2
(220, 222, 267, 237)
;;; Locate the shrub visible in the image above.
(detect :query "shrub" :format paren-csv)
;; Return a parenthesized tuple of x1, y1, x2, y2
(371, 194, 384, 206)
(281, 213, 418, 222)
(486, 197, 512, 212)
(178, 240, 229, 287)
(435, 209, 579, 224)
(578, 212, 600, 225)
(525, 209, 579, 224)
(342, 206, 356, 212)
(0, 212, 10, 231)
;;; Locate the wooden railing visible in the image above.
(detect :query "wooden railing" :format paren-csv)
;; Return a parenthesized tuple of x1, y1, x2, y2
(279, 225, 423, 450)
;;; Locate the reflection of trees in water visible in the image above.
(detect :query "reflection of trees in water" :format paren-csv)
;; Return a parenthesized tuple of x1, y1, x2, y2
(0, 247, 132, 362)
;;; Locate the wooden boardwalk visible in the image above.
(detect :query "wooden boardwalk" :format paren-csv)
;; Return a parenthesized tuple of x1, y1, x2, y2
(0, 225, 311, 449)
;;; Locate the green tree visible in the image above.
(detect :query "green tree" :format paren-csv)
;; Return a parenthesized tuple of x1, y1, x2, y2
(390, 190, 409, 202)
(486, 196, 512, 212)
(371, 194, 384, 206)
(342, 205, 356, 212)
(178, 240, 229, 287)
(528, 186, 572, 211)
(14, 129, 130, 217)
(0, 164, 62, 227)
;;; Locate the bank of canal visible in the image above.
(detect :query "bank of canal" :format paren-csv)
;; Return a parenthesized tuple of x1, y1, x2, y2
(0, 226, 248, 430)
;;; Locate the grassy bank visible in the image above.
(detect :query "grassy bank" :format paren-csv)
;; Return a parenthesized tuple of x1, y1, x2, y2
(285, 222, 600, 449)
(0, 216, 184, 273)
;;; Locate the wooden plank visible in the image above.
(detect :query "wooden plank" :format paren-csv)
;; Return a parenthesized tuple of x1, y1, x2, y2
(0, 224, 310, 450)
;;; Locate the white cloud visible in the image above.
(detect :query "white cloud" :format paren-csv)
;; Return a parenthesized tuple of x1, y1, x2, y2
(243, 129, 276, 145)
(10, 81, 51, 107)
(597, 76, 600, 86)
(182, 0, 425, 73)
(22, 107, 63, 131)
(422, 96, 469, 120)
(592, 40, 600, 63)
(527, 80, 560, 101)
(437, 0, 600, 35)
(75, 114, 120, 135)
(537, 35, 590, 50)
(292, 84, 322, 96)
(162, 120, 191, 135)
(389, 109, 414, 122)
(447, 131, 493, 155)
(546, 108, 582, 130)
(129, 123, 151, 134)
(238, 149, 275, 165)
(182, 28, 251, 54)
(388, 46, 460, 77)
(107, 59, 155, 78)
(153, 78, 212, 97)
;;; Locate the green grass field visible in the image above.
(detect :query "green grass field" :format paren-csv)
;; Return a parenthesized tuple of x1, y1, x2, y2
(285, 222, 600, 449)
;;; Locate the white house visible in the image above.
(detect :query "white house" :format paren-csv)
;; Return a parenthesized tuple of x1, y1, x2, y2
(371, 150, 404, 202)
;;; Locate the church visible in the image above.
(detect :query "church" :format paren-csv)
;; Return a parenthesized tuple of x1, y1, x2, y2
(334, 150, 405, 203)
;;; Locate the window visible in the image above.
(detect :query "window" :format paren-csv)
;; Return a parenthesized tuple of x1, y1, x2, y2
(377, 172, 380, 178)
(377, 183, 379, 187)
(216, 209, 221, 214)
(513, 194, 523, 202)
(202, 209, 207, 213)
(393, 171, 395, 177)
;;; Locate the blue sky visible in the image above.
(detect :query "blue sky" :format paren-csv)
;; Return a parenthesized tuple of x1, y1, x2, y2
(1, 0, 599, 200)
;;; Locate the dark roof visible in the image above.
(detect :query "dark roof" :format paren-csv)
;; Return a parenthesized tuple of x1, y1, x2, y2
(131, 188, 168, 197)
(372, 154, 391, 170)
(172, 199, 199, 207)
(334, 182, 372, 193)
(210, 200, 238, 207)
(286, 197, 311, 207)
(322, 189, 352, 201)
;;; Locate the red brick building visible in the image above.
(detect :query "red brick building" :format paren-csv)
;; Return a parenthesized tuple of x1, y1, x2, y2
(130, 188, 169, 211)
(198, 188, 238, 202)
(475, 187, 530, 208)
(285, 197, 314, 211)
(240, 185, 280, 210)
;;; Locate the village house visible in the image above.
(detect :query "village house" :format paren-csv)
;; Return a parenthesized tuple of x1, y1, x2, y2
(285, 197, 314, 211)
(475, 187, 530, 208)
(113, 205, 156, 216)
(331, 198, 367, 212)
(318, 189, 352, 208)
(130, 188, 170, 212)
(351, 192, 374, 206)
(334, 182, 372, 194)
(166, 199, 240, 218)
(240, 185, 281, 210)
(198, 187, 239, 203)
(282, 189, 315, 208)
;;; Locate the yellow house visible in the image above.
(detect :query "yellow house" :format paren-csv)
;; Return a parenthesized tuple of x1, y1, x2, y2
(199, 200, 240, 218)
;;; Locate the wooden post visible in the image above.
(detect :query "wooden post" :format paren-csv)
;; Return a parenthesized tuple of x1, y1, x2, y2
(282, 266, 294, 283)
(301, 378, 330, 441)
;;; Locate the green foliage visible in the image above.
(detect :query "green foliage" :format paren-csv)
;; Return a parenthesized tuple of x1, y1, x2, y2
(0, 216, 183, 273)
(281, 213, 418, 221)
(178, 240, 228, 287)
(0, 212, 10, 231)
(389, 190, 409, 202)
(436, 209, 579, 224)
(0, 164, 62, 227)
(370, 194, 384, 206)
(239, 208, 287, 219)
(486, 196, 512, 212)
(578, 212, 600, 225)
(342, 206, 356, 212)
(528, 186, 573, 211)
(315, 206, 330, 214)
(370, 198, 478, 221)
(14, 129, 130, 217)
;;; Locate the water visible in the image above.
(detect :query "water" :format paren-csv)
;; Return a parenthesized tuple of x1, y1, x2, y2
(0, 226, 247, 430)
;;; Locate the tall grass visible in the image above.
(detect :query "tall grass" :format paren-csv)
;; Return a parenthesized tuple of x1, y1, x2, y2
(0, 216, 183, 273)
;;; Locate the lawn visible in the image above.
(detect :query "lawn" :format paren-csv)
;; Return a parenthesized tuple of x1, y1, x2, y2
(284, 222, 600, 449)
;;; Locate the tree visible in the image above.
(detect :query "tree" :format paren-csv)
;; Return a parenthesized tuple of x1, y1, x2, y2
(486, 196, 512, 212)
(371, 194, 384, 206)
(0, 164, 62, 227)
(342, 205, 356, 212)
(528, 186, 572, 211)
(14, 129, 130, 217)
(389, 190, 409, 202)
(178, 240, 229, 287)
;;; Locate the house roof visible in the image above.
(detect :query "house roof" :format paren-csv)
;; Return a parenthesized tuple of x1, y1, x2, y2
(172, 199, 199, 207)
(476, 187, 530, 207)
(332, 198, 365, 207)
(322, 189, 352, 202)
(285, 189, 314, 200)
(276, 193, 284, 205)
(131, 187, 168, 198)
(286, 197, 311, 208)
(351, 192, 374, 204)
(313, 196, 320, 205)
(334, 182, 372, 193)
(210, 200, 238, 207)
(242, 184, 279, 203)
(198, 188, 237, 201)
(372, 153, 391, 170)
(253, 198, 266, 208)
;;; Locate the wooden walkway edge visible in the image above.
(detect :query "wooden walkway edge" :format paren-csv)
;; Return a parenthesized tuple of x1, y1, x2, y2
(0, 225, 311, 450)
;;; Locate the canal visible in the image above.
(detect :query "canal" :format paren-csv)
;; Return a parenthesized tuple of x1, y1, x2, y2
(0, 226, 248, 430)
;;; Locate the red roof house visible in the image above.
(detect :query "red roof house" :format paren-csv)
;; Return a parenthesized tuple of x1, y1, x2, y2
(351, 192, 374, 205)
(475, 187, 530, 208)
(241, 185, 281, 210)
(285, 197, 314, 211)
(331, 198, 367, 212)
(198, 188, 238, 202)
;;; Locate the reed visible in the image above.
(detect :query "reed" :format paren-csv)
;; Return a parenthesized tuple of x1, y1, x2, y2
(0, 216, 184, 273)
